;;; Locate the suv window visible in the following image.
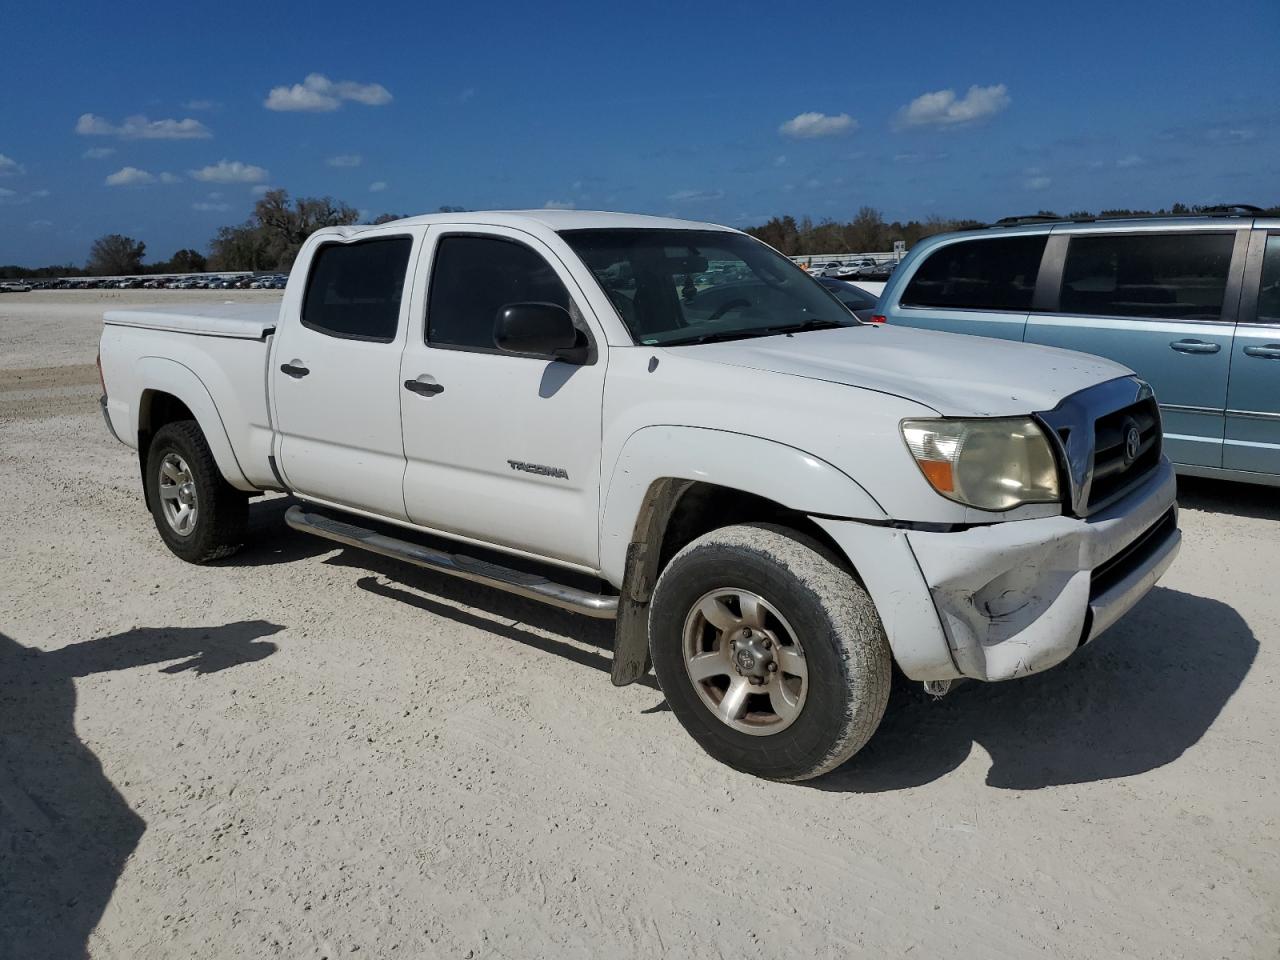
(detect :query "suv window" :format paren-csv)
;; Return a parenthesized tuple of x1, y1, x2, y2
(301, 237, 412, 342)
(1059, 232, 1234, 320)
(1256, 235, 1280, 324)
(428, 235, 570, 349)
(901, 235, 1046, 311)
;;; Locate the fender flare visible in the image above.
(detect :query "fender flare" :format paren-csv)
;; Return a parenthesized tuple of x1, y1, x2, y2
(599, 425, 886, 586)
(133, 356, 253, 490)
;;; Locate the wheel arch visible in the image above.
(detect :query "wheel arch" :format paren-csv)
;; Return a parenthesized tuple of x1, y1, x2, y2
(133, 357, 253, 499)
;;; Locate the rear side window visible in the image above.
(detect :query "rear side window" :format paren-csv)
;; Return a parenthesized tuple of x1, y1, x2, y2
(1255, 235, 1280, 323)
(427, 235, 570, 350)
(901, 235, 1046, 311)
(1059, 233, 1234, 320)
(301, 237, 413, 341)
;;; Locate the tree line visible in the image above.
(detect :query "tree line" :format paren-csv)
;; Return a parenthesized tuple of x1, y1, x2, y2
(741, 203, 1280, 256)
(3, 198, 1276, 280)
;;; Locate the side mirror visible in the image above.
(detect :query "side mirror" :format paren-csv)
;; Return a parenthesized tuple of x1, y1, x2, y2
(493, 302, 589, 363)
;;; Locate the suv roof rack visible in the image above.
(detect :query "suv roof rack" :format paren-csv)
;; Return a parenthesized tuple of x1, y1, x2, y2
(987, 204, 1264, 229)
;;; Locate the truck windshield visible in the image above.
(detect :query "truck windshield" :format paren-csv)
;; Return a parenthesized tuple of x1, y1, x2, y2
(560, 228, 859, 346)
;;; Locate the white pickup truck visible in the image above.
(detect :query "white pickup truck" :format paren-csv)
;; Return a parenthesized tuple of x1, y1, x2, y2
(99, 210, 1180, 781)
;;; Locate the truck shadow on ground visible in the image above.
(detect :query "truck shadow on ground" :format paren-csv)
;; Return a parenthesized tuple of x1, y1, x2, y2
(818, 586, 1256, 792)
(0, 621, 282, 959)
(318, 549, 659, 687)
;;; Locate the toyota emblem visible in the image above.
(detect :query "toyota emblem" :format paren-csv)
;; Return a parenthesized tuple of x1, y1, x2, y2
(1123, 423, 1141, 464)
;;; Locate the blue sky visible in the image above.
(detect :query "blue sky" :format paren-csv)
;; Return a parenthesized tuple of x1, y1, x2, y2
(0, 0, 1276, 266)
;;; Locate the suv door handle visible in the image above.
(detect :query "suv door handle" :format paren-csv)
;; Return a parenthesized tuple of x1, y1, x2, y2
(1242, 344, 1280, 360)
(1169, 339, 1220, 355)
(280, 360, 310, 378)
(404, 375, 444, 396)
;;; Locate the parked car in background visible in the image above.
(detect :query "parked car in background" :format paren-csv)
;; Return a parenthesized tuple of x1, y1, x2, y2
(817, 277, 880, 322)
(0, 281, 34, 292)
(878, 206, 1280, 486)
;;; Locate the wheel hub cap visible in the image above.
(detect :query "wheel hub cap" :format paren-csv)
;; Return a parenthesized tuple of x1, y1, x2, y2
(682, 589, 808, 736)
(158, 453, 199, 536)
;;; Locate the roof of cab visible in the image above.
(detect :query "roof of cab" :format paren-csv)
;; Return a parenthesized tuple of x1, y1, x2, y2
(315, 209, 741, 238)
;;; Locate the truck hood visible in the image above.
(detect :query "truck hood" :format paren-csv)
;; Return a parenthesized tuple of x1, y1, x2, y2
(666, 324, 1134, 417)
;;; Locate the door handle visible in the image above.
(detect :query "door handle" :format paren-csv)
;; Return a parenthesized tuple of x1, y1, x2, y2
(280, 360, 310, 378)
(404, 375, 444, 396)
(1169, 339, 1220, 355)
(1242, 344, 1280, 360)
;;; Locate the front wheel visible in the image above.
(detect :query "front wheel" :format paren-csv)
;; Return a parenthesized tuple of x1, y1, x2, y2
(146, 420, 247, 563)
(649, 524, 891, 781)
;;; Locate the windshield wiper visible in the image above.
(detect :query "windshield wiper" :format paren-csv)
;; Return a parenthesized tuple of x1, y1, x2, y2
(658, 318, 851, 347)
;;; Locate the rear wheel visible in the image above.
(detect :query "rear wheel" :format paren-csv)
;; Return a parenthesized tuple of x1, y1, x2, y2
(146, 420, 247, 563)
(649, 523, 891, 781)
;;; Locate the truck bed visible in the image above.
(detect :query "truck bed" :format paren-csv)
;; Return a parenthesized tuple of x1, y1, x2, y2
(103, 302, 278, 340)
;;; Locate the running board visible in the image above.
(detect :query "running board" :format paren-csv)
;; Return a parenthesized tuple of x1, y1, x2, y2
(284, 506, 619, 619)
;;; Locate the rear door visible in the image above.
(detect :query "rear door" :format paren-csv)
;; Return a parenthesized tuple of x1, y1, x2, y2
(1024, 227, 1245, 468)
(888, 233, 1047, 340)
(1224, 229, 1280, 475)
(269, 230, 419, 519)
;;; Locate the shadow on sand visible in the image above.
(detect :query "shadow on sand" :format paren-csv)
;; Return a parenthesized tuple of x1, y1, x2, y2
(818, 587, 1256, 792)
(0, 621, 281, 959)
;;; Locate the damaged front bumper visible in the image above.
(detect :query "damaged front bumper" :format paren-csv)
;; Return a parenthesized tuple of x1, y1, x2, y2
(905, 457, 1180, 681)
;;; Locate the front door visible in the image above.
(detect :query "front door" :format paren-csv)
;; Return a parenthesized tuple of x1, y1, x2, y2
(399, 228, 607, 568)
(1024, 229, 1243, 468)
(1224, 231, 1280, 475)
(270, 230, 418, 520)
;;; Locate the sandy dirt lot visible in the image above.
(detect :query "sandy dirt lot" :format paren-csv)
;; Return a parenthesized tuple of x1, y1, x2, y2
(2, 290, 1277, 959)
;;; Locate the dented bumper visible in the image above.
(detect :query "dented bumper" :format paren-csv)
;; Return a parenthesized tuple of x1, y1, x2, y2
(906, 458, 1180, 681)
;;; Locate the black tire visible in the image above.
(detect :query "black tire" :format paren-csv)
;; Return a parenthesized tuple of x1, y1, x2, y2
(649, 523, 891, 781)
(146, 420, 247, 563)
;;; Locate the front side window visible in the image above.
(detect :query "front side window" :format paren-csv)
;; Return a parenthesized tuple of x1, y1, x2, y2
(301, 237, 412, 341)
(427, 235, 570, 349)
(1255, 235, 1280, 324)
(1059, 232, 1234, 320)
(901, 235, 1047, 312)
(561, 229, 855, 346)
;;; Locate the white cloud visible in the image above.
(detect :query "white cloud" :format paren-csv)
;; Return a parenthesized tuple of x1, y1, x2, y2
(29, 219, 54, 230)
(327, 153, 363, 167)
(83, 146, 115, 159)
(105, 166, 156, 186)
(773, 154, 787, 167)
(1116, 154, 1145, 168)
(778, 112, 857, 139)
(158, 172, 182, 184)
(76, 113, 211, 139)
(192, 201, 230, 212)
(543, 200, 575, 209)
(0, 154, 23, 176)
(190, 160, 268, 183)
(895, 84, 1010, 129)
(668, 188, 724, 202)
(459, 87, 476, 103)
(1025, 175, 1052, 191)
(251, 184, 273, 196)
(0, 187, 15, 198)
(264, 73, 392, 112)
(369, 181, 387, 192)
(30, 189, 49, 198)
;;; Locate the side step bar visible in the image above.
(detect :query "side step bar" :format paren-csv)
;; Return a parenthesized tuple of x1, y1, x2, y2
(285, 505, 619, 619)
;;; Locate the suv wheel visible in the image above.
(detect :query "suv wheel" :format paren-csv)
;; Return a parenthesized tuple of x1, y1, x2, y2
(649, 523, 891, 781)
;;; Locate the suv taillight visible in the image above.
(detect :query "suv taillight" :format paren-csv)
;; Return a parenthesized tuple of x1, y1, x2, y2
(869, 314, 886, 324)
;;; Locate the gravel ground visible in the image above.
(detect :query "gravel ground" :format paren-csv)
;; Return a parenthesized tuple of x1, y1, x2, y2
(2, 291, 1277, 959)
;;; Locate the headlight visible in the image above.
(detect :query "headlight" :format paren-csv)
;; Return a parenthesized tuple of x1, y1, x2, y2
(901, 417, 1061, 511)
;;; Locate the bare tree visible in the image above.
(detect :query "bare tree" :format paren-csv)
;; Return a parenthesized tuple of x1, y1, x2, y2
(87, 234, 146, 276)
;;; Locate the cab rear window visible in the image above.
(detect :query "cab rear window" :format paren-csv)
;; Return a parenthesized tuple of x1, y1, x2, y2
(901, 235, 1047, 312)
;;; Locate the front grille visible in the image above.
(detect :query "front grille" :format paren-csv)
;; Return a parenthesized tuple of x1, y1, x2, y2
(1087, 397, 1161, 511)
(1090, 507, 1177, 600)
